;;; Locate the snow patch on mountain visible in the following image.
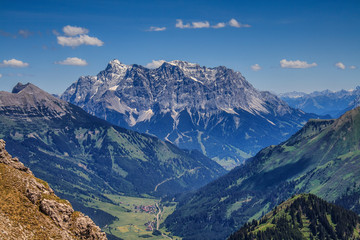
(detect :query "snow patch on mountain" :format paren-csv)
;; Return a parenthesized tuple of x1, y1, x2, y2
(280, 86, 360, 117)
(61, 59, 319, 168)
(109, 85, 118, 91)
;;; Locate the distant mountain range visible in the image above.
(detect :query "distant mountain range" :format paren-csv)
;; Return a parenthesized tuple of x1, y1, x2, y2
(165, 106, 360, 240)
(0, 83, 225, 230)
(0, 139, 107, 240)
(280, 86, 360, 118)
(62, 60, 320, 169)
(229, 194, 360, 240)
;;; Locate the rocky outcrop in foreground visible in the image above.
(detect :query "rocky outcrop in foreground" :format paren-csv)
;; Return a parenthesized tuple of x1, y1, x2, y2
(0, 139, 107, 240)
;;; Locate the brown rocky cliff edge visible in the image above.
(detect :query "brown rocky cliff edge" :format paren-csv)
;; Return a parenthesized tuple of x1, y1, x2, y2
(0, 139, 107, 240)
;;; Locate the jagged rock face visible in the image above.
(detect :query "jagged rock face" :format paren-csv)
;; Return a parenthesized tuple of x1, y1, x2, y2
(0, 139, 31, 174)
(62, 60, 319, 169)
(63, 60, 292, 122)
(0, 139, 107, 240)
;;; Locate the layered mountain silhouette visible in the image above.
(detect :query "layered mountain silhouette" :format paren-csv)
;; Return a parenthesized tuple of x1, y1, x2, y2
(0, 83, 225, 228)
(280, 86, 360, 118)
(62, 60, 320, 169)
(165, 106, 360, 240)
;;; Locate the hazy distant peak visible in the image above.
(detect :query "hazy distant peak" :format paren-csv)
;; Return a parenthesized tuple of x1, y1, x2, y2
(280, 86, 360, 117)
(278, 91, 307, 99)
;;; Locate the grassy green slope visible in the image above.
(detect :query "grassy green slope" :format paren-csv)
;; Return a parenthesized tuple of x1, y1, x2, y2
(165, 107, 360, 240)
(228, 194, 360, 240)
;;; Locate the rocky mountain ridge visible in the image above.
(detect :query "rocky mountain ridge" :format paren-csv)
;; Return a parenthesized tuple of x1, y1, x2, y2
(0, 139, 107, 240)
(280, 86, 360, 117)
(0, 82, 71, 118)
(62, 59, 320, 169)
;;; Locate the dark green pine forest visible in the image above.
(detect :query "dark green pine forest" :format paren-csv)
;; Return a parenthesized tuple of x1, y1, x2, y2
(229, 194, 360, 240)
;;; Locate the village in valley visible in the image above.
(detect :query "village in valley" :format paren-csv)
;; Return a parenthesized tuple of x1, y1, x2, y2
(133, 204, 158, 231)
(92, 194, 181, 239)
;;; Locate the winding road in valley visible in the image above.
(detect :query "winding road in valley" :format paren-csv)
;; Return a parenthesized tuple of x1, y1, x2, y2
(155, 202, 161, 230)
(154, 167, 201, 192)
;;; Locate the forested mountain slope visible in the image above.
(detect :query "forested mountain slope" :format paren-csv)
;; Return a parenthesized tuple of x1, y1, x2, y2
(165, 106, 360, 240)
(229, 194, 360, 240)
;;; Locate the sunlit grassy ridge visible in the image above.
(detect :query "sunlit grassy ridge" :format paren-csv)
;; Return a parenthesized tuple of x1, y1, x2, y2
(229, 194, 360, 240)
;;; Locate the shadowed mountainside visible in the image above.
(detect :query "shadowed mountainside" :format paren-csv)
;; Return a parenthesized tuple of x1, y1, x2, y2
(165, 106, 360, 240)
(0, 83, 225, 230)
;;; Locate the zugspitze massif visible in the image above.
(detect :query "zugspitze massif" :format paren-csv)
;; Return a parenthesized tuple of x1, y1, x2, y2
(62, 60, 319, 169)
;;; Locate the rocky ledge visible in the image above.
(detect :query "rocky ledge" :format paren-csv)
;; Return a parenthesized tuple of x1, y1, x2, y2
(0, 139, 107, 240)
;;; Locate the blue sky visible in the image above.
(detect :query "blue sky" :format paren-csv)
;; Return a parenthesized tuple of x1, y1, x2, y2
(0, 0, 359, 94)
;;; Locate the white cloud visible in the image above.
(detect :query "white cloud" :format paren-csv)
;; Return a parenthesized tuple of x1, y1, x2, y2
(55, 25, 104, 47)
(229, 19, 240, 27)
(18, 29, 33, 38)
(0, 59, 29, 68)
(176, 19, 210, 29)
(0, 73, 2, 78)
(251, 64, 261, 71)
(176, 19, 191, 29)
(335, 62, 346, 70)
(57, 35, 104, 47)
(52, 29, 60, 36)
(280, 59, 317, 69)
(145, 60, 166, 69)
(212, 22, 226, 29)
(192, 21, 210, 28)
(0, 30, 16, 38)
(63, 25, 89, 36)
(5, 73, 32, 77)
(147, 26, 166, 32)
(55, 57, 88, 66)
(176, 19, 250, 29)
(229, 18, 251, 28)
(349, 65, 357, 70)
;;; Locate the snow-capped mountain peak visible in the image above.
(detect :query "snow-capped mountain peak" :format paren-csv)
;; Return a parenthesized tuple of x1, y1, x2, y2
(62, 59, 319, 169)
